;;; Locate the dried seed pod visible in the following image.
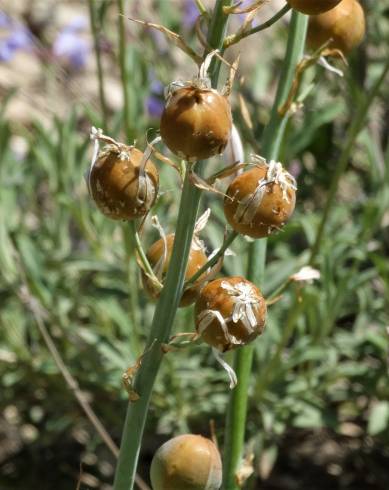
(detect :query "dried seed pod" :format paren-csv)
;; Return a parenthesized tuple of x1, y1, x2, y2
(142, 233, 208, 306)
(307, 0, 365, 54)
(287, 0, 342, 15)
(88, 131, 159, 220)
(150, 434, 222, 490)
(195, 276, 267, 352)
(223, 159, 297, 239)
(160, 85, 232, 161)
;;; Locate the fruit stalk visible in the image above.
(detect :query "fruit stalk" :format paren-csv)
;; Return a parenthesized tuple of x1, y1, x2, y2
(222, 11, 308, 490)
(112, 2, 233, 489)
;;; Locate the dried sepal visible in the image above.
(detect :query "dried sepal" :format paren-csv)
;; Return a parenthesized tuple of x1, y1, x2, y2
(223, 0, 266, 15)
(222, 124, 245, 169)
(122, 341, 156, 401)
(290, 266, 320, 283)
(236, 452, 255, 487)
(189, 169, 229, 198)
(212, 348, 238, 389)
(162, 332, 200, 353)
(126, 17, 202, 65)
(278, 43, 347, 116)
(221, 54, 240, 97)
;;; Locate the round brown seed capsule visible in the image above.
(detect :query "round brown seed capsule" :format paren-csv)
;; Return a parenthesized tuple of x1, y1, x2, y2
(287, 0, 342, 15)
(195, 276, 267, 352)
(150, 434, 222, 490)
(142, 233, 208, 307)
(307, 0, 365, 54)
(160, 86, 232, 161)
(89, 144, 159, 220)
(223, 161, 297, 239)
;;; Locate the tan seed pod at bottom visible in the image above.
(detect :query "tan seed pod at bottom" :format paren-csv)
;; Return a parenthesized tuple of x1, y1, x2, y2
(224, 159, 297, 239)
(195, 276, 267, 352)
(150, 434, 222, 490)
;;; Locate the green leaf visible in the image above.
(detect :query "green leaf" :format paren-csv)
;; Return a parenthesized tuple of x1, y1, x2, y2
(368, 401, 389, 435)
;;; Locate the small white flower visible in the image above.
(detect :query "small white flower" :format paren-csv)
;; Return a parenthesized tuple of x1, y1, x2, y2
(290, 266, 321, 283)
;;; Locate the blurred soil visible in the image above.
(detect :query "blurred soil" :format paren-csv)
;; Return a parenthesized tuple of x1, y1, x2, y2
(1, 420, 389, 489)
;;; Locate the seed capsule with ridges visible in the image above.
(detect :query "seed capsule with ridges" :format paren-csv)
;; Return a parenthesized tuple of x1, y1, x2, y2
(160, 86, 232, 161)
(287, 0, 342, 15)
(150, 434, 222, 490)
(223, 160, 297, 239)
(307, 0, 365, 54)
(89, 144, 159, 220)
(195, 276, 267, 352)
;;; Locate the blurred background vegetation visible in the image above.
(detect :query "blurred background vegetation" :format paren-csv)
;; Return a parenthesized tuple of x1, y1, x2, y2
(0, 0, 388, 489)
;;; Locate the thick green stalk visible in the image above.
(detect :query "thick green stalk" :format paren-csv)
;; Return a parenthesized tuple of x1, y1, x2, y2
(223, 12, 308, 490)
(112, 3, 232, 489)
(88, 0, 109, 131)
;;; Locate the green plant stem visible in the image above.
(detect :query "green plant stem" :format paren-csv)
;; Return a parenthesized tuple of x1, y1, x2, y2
(222, 12, 308, 490)
(224, 4, 291, 48)
(88, 0, 109, 131)
(112, 3, 232, 489)
(309, 56, 389, 264)
(185, 230, 238, 287)
(117, 0, 133, 141)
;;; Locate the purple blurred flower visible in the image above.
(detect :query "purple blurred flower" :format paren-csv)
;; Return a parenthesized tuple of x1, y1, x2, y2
(0, 14, 33, 62)
(0, 12, 12, 28)
(52, 16, 90, 69)
(237, 0, 259, 27)
(288, 160, 302, 179)
(146, 79, 165, 118)
(182, 0, 199, 29)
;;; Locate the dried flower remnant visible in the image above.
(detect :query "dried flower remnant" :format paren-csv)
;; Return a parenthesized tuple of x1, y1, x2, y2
(290, 266, 320, 283)
(87, 128, 159, 220)
(224, 157, 297, 238)
(195, 276, 267, 352)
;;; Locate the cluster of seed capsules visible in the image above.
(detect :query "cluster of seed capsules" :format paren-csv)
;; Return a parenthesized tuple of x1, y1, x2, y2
(87, 1, 365, 488)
